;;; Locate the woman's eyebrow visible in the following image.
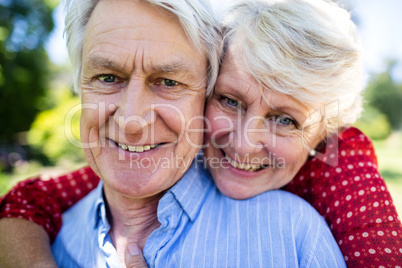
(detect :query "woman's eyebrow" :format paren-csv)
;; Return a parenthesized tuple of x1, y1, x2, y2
(263, 93, 310, 117)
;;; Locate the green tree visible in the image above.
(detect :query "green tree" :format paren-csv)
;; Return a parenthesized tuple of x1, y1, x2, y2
(354, 106, 391, 140)
(0, 0, 56, 143)
(28, 89, 84, 164)
(364, 62, 402, 131)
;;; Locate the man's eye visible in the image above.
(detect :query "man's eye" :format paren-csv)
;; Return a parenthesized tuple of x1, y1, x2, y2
(222, 96, 240, 108)
(98, 74, 116, 83)
(160, 79, 179, 87)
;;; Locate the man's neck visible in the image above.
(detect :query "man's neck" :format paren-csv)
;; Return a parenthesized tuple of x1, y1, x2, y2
(103, 186, 164, 265)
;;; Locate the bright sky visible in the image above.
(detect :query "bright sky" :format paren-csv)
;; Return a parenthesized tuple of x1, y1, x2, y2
(46, 0, 402, 82)
(350, 0, 402, 82)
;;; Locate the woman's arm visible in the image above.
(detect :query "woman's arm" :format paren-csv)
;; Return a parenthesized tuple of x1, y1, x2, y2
(284, 127, 402, 267)
(0, 166, 99, 242)
(0, 166, 99, 266)
(0, 218, 57, 268)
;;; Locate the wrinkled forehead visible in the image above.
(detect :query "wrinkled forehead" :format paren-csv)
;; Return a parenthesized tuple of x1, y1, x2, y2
(81, 0, 207, 78)
(221, 42, 243, 66)
(219, 42, 310, 112)
(217, 44, 247, 82)
(85, 0, 188, 48)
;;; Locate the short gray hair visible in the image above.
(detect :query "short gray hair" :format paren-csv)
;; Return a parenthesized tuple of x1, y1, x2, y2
(63, 0, 221, 97)
(221, 0, 364, 135)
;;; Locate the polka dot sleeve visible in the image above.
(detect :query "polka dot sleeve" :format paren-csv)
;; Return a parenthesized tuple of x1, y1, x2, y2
(284, 127, 402, 267)
(0, 166, 99, 242)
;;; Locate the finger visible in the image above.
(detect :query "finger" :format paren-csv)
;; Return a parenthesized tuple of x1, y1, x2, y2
(125, 243, 148, 268)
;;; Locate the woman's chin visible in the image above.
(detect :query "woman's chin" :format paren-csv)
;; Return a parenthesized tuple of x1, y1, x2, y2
(214, 179, 255, 200)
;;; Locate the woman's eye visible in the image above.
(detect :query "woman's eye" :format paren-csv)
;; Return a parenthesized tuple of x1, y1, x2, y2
(267, 115, 296, 127)
(274, 116, 295, 126)
(160, 79, 179, 87)
(222, 96, 240, 108)
(278, 116, 293, 125)
(98, 74, 116, 83)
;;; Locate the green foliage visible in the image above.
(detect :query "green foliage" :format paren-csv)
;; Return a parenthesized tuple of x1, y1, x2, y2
(0, 0, 55, 143)
(354, 106, 391, 140)
(28, 89, 85, 164)
(364, 62, 402, 131)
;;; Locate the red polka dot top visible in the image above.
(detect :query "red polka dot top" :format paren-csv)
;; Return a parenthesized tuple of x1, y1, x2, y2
(1, 127, 401, 267)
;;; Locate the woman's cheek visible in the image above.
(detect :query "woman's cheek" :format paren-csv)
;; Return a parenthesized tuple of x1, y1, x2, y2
(270, 136, 307, 169)
(205, 108, 235, 141)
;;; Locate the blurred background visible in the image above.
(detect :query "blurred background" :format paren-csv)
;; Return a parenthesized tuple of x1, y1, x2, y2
(0, 0, 401, 215)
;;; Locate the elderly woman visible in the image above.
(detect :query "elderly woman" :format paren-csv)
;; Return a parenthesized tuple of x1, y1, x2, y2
(1, 0, 401, 267)
(205, 0, 364, 199)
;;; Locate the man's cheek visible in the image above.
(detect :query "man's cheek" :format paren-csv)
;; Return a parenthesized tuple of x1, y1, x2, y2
(185, 115, 205, 150)
(80, 107, 102, 146)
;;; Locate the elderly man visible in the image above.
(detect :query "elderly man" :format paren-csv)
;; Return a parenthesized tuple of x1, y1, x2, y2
(0, 0, 347, 267)
(51, 0, 218, 266)
(1, 0, 219, 266)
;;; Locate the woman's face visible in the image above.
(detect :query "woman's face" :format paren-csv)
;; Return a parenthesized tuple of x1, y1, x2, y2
(203, 45, 323, 199)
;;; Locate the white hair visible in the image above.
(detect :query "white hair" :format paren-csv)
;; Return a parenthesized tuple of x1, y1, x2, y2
(221, 0, 364, 134)
(63, 0, 221, 97)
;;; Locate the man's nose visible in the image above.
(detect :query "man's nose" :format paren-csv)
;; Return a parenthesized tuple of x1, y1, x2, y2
(114, 81, 155, 134)
(232, 115, 269, 155)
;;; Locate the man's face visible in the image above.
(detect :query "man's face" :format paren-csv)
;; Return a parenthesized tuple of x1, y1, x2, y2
(80, 0, 207, 199)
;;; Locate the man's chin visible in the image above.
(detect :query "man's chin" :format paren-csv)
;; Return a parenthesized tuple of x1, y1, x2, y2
(101, 167, 178, 200)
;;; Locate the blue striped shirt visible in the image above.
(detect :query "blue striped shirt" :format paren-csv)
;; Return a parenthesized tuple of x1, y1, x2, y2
(52, 160, 346, 267)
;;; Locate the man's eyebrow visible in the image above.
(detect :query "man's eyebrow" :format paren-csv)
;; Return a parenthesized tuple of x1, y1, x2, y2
(86, 56, 123, 71)
(85, 56, 197, 78)
(151, 61, 187, 72)
(150, 61, 196, 79)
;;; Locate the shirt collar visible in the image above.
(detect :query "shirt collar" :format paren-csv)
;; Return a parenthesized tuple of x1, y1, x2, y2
(93, 181, 109, 230)
(168, 155, 213, 221)
(93, 154, 213, 226)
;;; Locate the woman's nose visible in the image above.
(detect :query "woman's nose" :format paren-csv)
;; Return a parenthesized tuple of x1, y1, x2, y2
(231, 115, 269, 156)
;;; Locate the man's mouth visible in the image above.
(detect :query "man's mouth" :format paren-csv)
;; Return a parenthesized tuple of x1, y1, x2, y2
(224, 153, 270, 172)
(116, 142, 159, 153)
